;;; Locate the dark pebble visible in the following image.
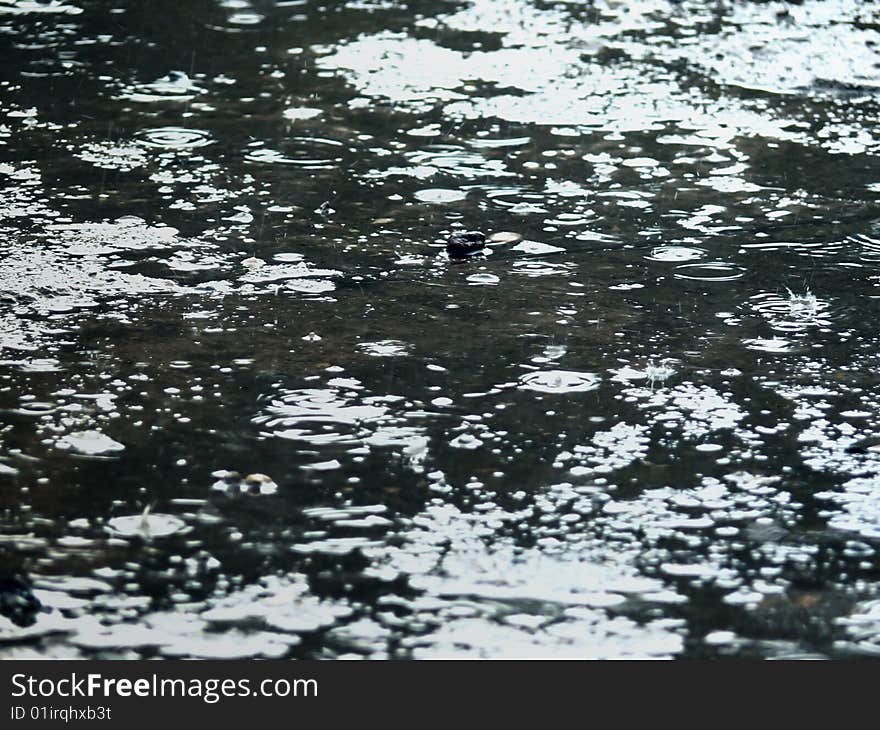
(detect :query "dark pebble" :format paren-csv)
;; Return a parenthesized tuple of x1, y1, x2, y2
(446, 231, 487, 258)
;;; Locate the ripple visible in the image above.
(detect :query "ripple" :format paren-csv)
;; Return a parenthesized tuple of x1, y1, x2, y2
(466, 273, 500, 286)
(674, 262, 747, 282)
(414, 188, 466, 204)
(285, 279, 336, 295)
(14, 401, 56, 416)
(56, 431, 124, 456)
(228, 11, 263, 25)
(244, 137, 345, 169)
(486, 191, 548, 214)
(646, 246, 706, 263)
(405, 145, 512, 180)
(260, 388, 386, 445)
(106, 513, 189, 539)
(849, 233, 880, 264)
(519, 370, 601, 394)
(120, 71, 202, 103)
(512, 240, 565, 256)
(512, 260, 575, 277)
(740, 240, 845, 258)
(742, 337, 799, 354)
(135, 127, 213, 149)
(747, 290, 831, 332)
(357, 340, 411, 357)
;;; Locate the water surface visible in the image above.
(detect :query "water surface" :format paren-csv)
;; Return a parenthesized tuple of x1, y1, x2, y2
(2, 0, 880, 658)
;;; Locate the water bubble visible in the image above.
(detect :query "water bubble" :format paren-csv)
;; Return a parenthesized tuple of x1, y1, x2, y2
(121, 71, 202, 102)
(106, 513, 188, 539)
(450, 433, 483, 449)
(509, 202, 546, 214)
(519, 370, 601, 394)
(282, 107, 322, 122)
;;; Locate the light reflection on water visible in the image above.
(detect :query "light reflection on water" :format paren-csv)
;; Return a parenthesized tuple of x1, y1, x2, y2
(1, 0, 880, 659)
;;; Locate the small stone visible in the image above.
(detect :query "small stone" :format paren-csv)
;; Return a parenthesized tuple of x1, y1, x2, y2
(446, 230, 486, 258)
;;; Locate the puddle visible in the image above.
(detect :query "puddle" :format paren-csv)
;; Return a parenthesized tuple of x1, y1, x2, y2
(1, 0, 879, 660)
